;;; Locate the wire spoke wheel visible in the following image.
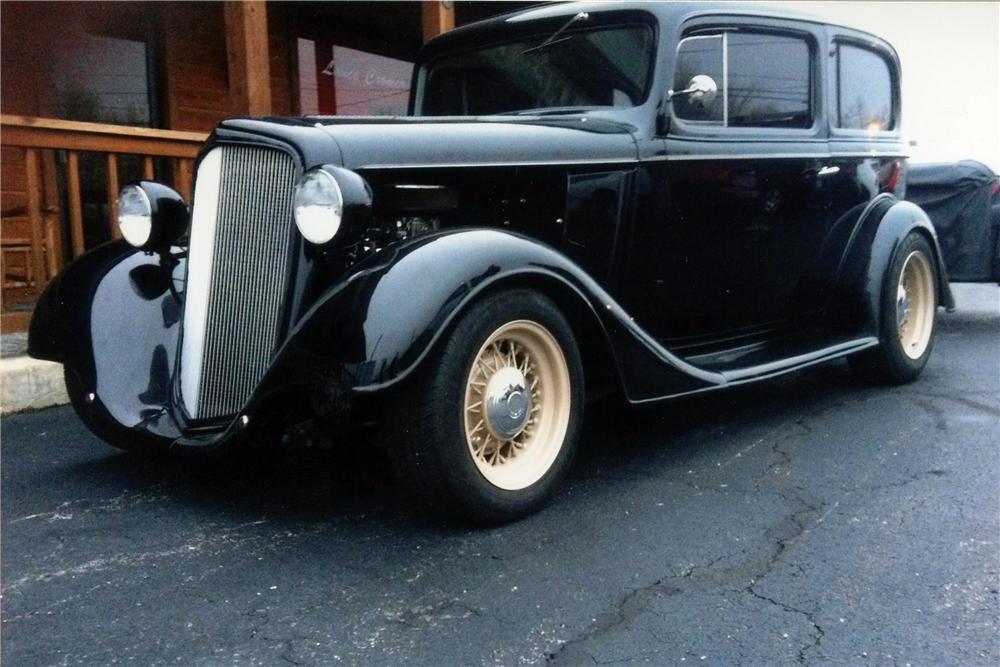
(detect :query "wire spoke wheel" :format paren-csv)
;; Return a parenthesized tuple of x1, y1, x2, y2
(463, 320, 571, 491)
(896, 250, 935, 360)
(385, 289, 582, 521)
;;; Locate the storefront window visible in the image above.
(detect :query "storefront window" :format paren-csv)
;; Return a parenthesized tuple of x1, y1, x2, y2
(297, 39, 412, 116)
(51, 33, 152, 127)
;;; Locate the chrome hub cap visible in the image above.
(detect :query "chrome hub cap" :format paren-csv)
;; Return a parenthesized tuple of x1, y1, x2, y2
(464, 320, 572, 491)
(896, 250, 935, 360)
(484, 366, 532, 439)
(896, 283, 910, 330)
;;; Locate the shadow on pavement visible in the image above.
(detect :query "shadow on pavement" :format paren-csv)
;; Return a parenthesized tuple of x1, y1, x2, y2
(52, 358, 872, 529)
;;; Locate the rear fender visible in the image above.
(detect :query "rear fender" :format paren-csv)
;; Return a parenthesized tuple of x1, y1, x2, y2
(832, 199, 954, 336)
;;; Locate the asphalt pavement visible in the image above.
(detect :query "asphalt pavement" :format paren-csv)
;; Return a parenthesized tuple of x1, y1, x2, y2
(2, 284, 998, 666)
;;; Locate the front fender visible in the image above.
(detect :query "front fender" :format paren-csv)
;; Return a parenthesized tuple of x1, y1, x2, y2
(271, 229, 722, 402)
(29, 241, 185, 442)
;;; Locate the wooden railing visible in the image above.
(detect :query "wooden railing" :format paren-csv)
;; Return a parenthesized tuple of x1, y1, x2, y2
(1, 115, 208, 332)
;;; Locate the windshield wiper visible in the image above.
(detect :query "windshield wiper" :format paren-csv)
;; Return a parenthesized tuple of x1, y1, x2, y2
(522, 11, 589, 54)
(495, 107, 597, 116)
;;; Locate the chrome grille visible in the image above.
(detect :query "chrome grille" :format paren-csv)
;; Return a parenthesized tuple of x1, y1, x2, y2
(180, 145, 297, 419)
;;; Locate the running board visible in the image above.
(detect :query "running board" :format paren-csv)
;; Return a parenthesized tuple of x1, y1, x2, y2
(720, 337, 878, 383)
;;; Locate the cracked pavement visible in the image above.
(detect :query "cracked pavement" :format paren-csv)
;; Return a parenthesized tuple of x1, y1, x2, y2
(3, 284, 998, 666)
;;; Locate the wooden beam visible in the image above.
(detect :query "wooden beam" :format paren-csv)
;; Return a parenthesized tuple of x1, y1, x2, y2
(1, 115, 205, 158)
(422, 1, 455, 43)
(1, 115, 207, 144)
(224, 1, 273, 116)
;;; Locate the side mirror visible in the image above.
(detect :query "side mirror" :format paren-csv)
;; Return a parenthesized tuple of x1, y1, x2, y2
(668, 74, 719, 110)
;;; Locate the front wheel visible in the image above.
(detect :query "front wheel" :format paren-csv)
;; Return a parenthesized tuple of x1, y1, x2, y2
(850, 232, 939, 383)
(384, 289, 584, 523)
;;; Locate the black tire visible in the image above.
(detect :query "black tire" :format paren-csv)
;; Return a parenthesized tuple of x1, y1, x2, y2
(383, 288, 584, 523)
(849, 233, 939, 384)
(64, 367, 170, 454)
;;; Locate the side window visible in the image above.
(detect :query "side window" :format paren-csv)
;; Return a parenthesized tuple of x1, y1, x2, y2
(673, 35, 724, 122)
(727, 33, 810, 128)
(673, 30, 812, 129)
(837, 44, 894, 131)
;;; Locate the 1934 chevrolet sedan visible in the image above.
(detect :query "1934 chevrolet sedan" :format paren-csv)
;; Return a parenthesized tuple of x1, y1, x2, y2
(29, 2, 954, 522)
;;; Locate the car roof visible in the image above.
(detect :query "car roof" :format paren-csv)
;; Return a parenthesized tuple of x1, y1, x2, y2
(423, 1, 888, 55)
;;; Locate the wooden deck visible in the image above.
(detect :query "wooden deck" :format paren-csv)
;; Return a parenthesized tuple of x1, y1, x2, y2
(1, 115, 207, 332)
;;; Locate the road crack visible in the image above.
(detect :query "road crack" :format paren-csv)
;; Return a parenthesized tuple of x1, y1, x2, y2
(548, 415, 829, 665)
(545, 554, 732, 665)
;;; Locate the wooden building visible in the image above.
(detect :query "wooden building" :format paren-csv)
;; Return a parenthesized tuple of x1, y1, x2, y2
(0, 1, 521, 331)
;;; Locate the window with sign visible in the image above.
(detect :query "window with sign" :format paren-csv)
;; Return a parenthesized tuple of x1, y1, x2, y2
(297, 40, 412, 116)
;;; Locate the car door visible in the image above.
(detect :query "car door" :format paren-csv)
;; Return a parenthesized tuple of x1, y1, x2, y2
(634, 20, 834, 343)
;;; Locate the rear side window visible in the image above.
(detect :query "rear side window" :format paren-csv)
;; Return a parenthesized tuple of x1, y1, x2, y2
(673, 31, 812, 129)
(836, 44, 894, 131)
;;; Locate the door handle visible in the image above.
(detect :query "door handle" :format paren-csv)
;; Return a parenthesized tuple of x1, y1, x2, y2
(817, 165, 840, 177)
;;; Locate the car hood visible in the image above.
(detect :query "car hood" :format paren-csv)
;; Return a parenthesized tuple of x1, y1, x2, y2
(216, 115, 639, 171)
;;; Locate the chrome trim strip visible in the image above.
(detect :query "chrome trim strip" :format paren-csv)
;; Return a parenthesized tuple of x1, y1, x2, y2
(180, 147, 223, 417)
(629, 337, 879, 404)
(360, 157, 639, 169)
(722, 31, 729, 127)
(652, 152, 908, 161)
(358, 151, 907, 170)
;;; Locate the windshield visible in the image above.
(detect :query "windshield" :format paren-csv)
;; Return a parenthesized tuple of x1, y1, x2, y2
(418, 25, 655, 116)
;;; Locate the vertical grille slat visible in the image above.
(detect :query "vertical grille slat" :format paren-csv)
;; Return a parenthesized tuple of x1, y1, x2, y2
(181, 145, 297, 420)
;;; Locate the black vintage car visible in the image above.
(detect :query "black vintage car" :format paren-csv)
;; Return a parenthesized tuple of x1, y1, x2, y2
(30, 2, 954, 521)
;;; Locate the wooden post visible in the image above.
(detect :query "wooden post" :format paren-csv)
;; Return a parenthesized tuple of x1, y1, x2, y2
(41, 150, 62, 277)
(25, 149, 46, 291)
(422, 1, 455, 43)
(106, 154, 121, 239)
(66, 151, 85, 258)
(176, 158, 194, 201)
(225, 1, 273, 116)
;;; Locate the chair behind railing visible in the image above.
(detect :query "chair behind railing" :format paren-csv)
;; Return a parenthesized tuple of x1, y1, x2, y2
(1, 115, 207, 332)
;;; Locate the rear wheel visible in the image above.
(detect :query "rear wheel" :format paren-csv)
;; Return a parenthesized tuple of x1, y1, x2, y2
(384, 289, 584, 523)
(850, 233, 938, 383)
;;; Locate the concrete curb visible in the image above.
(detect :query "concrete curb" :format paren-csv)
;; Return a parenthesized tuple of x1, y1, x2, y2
(1, 356, 69, 414)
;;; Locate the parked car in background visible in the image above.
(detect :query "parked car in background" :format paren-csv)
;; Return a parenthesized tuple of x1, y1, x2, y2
(905, 160, 1000, 283)
(29, 2, 953, 522)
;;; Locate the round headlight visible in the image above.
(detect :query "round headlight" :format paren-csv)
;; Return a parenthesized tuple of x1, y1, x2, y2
(118, 184, 153, 248)
(294, 169, 343, 244)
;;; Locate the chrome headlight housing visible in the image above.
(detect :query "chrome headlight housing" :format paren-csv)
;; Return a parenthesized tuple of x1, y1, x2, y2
(118, 181, 188, 251)
(294, 168, 344, 245)
(118, 185, 153, 247)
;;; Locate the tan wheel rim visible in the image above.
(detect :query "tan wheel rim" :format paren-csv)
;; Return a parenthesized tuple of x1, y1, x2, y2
(896, 250, 935, 360)
(463, 320, 572, 491)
